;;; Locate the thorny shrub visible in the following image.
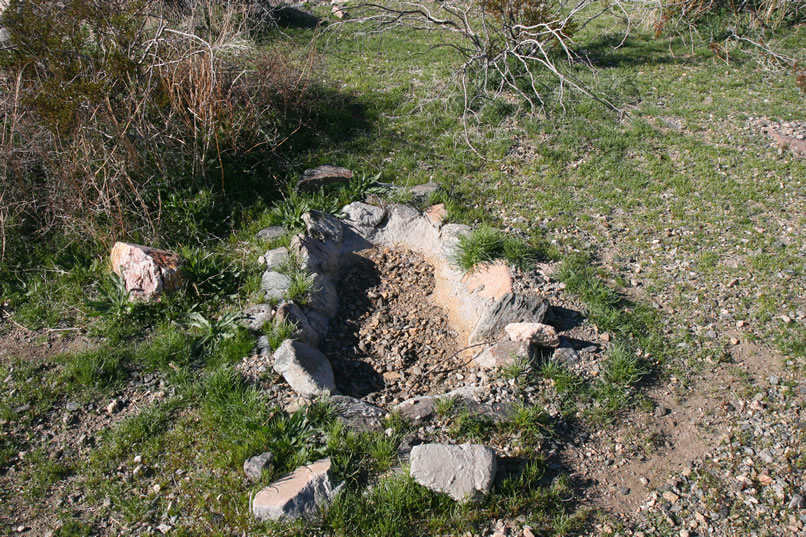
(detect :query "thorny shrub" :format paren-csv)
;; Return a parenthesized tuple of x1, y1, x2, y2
(0, 0, 319, 252)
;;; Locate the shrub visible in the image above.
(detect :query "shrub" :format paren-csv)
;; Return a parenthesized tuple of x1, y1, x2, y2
(0, 0, 319, 248)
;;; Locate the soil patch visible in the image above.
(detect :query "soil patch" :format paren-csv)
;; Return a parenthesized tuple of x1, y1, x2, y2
(321, 247, 463, 406)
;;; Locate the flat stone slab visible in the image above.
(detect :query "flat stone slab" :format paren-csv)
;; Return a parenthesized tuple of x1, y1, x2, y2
(110, 242, 182, 300)
(296, 165, 353, 192)
(273, 340, 336, 397)
(410, 443, 496, 502)
(461, 261, 513, 301)
(262, 271, 292, 301)
(504, 322, 559, 347)
(470, 292, 550, 344)
(252, 458, 338, 521)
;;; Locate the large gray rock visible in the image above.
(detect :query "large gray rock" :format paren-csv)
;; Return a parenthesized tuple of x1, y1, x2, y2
(342, 202, 387, 228)
(410, 444, 496, 502)
(329, 395, 388, 432)
(303, 210, 343, 243)
(307, 274, 339, 317)
(470, 293, 550, 344)
(244, 451, 274, 482)
(273, 340, 336, 397)
(252, 458, 339, 521)
(296, 165, 353, 192)
(262, 271, 292, 301)
(473, 340, 535, 370)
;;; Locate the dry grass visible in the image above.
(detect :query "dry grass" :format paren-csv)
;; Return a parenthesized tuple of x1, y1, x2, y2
(0, 0, 320, 251)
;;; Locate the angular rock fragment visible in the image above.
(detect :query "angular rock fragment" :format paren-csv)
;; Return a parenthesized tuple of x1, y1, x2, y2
(410, 443, 496, 502)
(552, 343, 580, 367)
(470, 293, 550, 344)
(252, 458, 339, 520)
(240, 303, 274, 331)
(296, 165, 353, 192)
(244, 451, 274, 482)
(110, 242, 182, 300)
(329, 395, 388, 432)
(473, 340, 535, 369)
(262, 271, 292, 302)
(504, 322, 559, 347)
(273, 340, 336, 396)
(303, 210, 343, 243)
(342, 202, 387, 228)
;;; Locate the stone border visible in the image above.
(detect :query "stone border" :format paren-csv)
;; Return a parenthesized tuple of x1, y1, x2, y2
(249, 201, 555, 400)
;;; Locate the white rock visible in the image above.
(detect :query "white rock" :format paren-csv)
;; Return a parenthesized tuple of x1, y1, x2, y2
(410, 443, 496, 502)
(504, 322, 560, 347)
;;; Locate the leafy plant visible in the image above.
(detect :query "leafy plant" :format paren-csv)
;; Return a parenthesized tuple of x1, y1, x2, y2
(86, 273, 133, 319)
(180, 312, 242, 355)
(268, 407, 326, 473)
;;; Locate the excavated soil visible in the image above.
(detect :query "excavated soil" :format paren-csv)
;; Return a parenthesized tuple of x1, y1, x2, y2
(321, 247, 466, 406)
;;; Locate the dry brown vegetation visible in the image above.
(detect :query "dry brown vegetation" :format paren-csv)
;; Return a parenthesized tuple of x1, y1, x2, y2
(0, 0, 319, 249)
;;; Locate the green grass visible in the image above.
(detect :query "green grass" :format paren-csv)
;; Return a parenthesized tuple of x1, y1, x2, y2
(455, 225, 546, 272)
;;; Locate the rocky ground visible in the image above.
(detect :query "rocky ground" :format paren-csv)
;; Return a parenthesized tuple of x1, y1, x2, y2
(322, 247, 464, 405)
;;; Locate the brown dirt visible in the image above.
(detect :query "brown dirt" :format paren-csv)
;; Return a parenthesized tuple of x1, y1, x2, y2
(321, 247, 465, 406)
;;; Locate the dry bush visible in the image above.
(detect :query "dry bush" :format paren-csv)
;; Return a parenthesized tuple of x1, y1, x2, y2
(652, 0, 805, 35)
(332, 0, 625, 136)
(0, 0, 319, 251)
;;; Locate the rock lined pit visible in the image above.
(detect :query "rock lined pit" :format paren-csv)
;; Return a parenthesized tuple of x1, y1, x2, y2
(321, 247, 463, 406)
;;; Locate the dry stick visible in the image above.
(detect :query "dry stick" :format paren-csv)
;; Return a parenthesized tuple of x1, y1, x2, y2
(423, 340, 493, 376)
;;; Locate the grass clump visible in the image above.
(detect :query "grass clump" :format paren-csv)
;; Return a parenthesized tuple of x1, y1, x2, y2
(262, 319, 298, 349)
(455, 226, 544, 272)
